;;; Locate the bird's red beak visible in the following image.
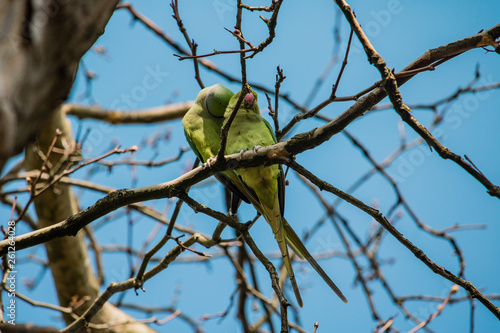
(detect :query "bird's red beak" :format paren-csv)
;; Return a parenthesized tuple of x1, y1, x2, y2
(244, 93, 254, 108)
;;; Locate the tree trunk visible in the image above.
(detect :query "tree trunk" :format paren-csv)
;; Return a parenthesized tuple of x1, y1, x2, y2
(0, 0, 119, 171)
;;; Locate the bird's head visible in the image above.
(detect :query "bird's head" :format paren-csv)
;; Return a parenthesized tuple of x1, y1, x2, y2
(204, 84, 234, 118)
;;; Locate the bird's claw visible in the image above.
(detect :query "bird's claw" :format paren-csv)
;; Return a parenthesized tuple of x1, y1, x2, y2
(252, 145, 262, 153)
(237, 148, 249, 161)
(236, 146, 261, 162)
(205, 157, 216, 168)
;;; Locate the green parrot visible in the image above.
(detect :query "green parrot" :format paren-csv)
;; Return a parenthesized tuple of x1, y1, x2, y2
(182, 83, 234, 163)
(222, 89, 348, 307)
(182, 84, 250, 213)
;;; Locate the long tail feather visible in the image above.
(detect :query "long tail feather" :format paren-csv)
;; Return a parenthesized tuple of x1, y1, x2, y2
(279, 238, 303, 308)
(262, 200, 303, 308)
(283, 221, 348, 303)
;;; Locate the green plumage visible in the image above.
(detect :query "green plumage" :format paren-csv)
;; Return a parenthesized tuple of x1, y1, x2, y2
(223, 89, 348, 307)
(182, 84, 234, 163)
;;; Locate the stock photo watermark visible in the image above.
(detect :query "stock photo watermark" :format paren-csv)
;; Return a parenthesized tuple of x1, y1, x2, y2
(387, 74, 497, 183)
(109, 65, 170, 110)
(180, 183, 221, 225)
(341, 0, 408, 55)
(363, 0, 403, 37)
(213, 0, 234, 21)
(5, 220, 17, 325)
(84, 64, 170, 150)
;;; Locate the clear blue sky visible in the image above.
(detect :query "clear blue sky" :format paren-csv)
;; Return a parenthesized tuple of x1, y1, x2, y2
(2, 0, 500, 332)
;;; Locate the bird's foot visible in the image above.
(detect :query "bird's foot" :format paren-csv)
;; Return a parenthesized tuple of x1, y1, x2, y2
(205, 157, 216, 168)
(252, 145, 262, 153)
(237, 148, 249, 161)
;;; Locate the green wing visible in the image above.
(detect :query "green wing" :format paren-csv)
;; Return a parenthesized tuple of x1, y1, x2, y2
(262, 117, 278, 144)
(184, 128, 205, 162)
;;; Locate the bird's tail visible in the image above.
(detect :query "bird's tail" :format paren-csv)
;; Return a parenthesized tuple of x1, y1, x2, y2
(283, 219, 348, 303)
(223, 170, 305, 307)
(261, 199, 303, 308)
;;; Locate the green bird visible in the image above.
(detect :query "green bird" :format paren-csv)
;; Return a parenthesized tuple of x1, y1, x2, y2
(182, 84, 250, 213)
(182, 83, 234, 164)
(222, 89, 348, 307)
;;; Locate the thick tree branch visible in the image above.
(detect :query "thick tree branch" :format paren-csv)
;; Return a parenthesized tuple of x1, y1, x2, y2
(63, 101, 193, 124)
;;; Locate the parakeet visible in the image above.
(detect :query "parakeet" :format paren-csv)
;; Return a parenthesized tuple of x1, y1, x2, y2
(182, 84, 235, 163)
(222, 89, 348, 307)
(182, 84, 250, 213)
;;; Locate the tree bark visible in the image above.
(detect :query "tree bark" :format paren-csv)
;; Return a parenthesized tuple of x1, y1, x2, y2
(0, 0, 120, 171)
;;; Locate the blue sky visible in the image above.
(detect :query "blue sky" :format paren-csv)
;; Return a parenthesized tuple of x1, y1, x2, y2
(2, 1, 500, 332)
